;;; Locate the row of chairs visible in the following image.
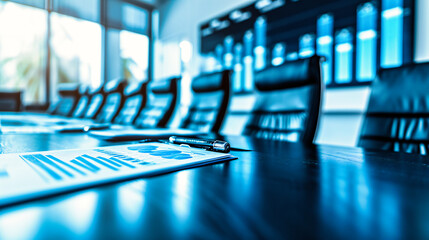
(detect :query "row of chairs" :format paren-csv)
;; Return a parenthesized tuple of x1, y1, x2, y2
(44, 57, 429, 155)
(49, 56, 322, 145)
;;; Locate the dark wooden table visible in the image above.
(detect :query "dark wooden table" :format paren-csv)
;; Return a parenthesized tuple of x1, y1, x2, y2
(0, 132, 429, 239)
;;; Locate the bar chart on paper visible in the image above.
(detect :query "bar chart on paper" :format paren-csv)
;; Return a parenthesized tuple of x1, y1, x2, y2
(0, 143, 236, 207)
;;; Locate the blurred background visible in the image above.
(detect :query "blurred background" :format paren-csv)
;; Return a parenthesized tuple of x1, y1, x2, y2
(0, 0, 428, 147)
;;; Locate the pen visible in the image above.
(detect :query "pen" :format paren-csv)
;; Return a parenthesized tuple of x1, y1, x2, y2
(169, 136, 231, 153)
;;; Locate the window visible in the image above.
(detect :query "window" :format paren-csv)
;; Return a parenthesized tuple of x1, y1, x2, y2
(0, 2, 47, 104)
(106, 1, 150, 84)
(50, 13, 102, 98)
(120, 31, 149, 82)
(0, 0, 152, 107)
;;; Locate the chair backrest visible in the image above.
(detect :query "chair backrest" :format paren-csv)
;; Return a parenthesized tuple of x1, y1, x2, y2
(222, 56, 323, 144)
(113, 81, 148, 125)
(134, 77, 179, 128)
(180, 70, 231, 133)
(95, 79, 127, 123)
(359, 62, 429, 155)
(83, 85, 106, 119)
(0, 91, 22, 112)
(72, 86, 92, 118)
(48, 84, 80, 117)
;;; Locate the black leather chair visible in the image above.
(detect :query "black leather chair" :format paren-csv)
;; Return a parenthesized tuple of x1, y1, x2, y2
(95, 79, 127, 123)
(113, 81, 148, 125)
(134, 77, 179, 128)
(359, 62, 429, 155)
(0, 90, 22, 112)
(47, 84, 80, 117)
(72, 86, 92, 118)
(180, 70, 231, 133)
(222, 56, 323, 144)
(83, 85, 106, 119)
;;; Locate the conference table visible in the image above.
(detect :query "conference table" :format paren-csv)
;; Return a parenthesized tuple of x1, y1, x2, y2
(0, 130, 429, 239)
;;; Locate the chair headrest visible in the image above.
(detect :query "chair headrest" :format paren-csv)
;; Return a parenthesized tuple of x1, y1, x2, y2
(104, 78, 127, 93)
(255, 56, 321, 91)
(124, 81, 147, 96)
(368, 62, 429, 113)
(191, 70, 231, 93)
(150, 77, 179, 94)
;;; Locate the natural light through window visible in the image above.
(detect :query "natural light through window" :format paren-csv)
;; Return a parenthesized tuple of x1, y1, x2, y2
(0, 2, 47, 104)
(50, 12, 102, 101)
(119, 30, 149, 82)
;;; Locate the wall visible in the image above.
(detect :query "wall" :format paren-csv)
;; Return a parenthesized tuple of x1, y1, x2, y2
(155, 0, 427, 147)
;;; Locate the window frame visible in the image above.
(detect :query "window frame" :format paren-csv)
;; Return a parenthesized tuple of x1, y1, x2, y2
(3, 0, 154, 109)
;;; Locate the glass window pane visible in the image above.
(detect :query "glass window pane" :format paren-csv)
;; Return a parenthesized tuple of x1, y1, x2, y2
(0, 2, 47, 104)
(52, 0, 100, 23)
(107, 1, 148, 35)
(50, 13, 102, 100)
(9, 0, 45, 9)
(120, 30, 149, 82)
(106, 29, 149, 83)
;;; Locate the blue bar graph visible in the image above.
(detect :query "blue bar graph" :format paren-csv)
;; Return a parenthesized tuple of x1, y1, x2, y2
(82, 154, 118, 171)
(46, 155, 86, 176)
(335, 29, 353, 84)
(317, 14, 333, 84)
(233, 43, 243, 92)
(381, 0, 403, 68)
(254, 16, 267, 70)
(357, 2, 377, 82)
(71, 159, 97, 173)
(21, 154, 63, 180)
(33, 154, 74, 178)
(76, 156, 100, 172)
(224, 36, 234, 69)
(243, 30, 254, 91)
(215, 44, 224, 70)
(97, 156, 122, 167)
(299, 34, 315, 58)
(272, 43, 286, 66)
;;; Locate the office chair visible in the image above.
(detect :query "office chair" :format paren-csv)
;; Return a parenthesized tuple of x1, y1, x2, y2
(95, 79, 127, 123)
(134, 77, 180, 128)
(180, 70, 231, 133)
(0, 90, 22, 112)
(83, 85, 105, 119)
(72, 85, 92, 118)
(47, 84, 80, 117)
(222, 56, 323, 144)
(359, 62, 429, 155)
(113, 80, 148, 125)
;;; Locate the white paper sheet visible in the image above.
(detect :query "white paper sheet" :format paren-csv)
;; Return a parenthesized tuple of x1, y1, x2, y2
(0, 143, 236, 207)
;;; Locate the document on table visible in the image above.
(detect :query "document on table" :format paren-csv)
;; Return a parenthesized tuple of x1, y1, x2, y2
(0, 143, 236, 207)
(0, 114, 106, 133)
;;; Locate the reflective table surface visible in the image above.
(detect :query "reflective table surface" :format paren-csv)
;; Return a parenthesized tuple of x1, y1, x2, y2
(1, 132, 429, 239)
